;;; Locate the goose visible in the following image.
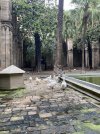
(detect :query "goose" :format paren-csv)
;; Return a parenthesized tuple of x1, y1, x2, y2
(47, 80, 57, 89)
(61, 79, 67, 90)
(35, 77, 41, 84)
(44, 75, 52, 82)
(29, 76, 33, 83)
(53, 75, 59, 82)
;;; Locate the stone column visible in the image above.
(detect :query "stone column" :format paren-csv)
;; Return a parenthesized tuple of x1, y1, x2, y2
(67, 38, 73, 68)
(92, 41, 100, 69)
(85, 44, 89, 68)
(10, 30, 13, 65)
(1, 26, 7, 68)
(6, 27, 11, 67)
(0, 22, 1, 69)
(13, 38, 18, 66)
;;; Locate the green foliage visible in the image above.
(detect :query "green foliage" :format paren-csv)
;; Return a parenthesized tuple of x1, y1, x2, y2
(24, 37, 35, 62)
(12, 0, 57, 57)
(63, 0, 100, 47)
(12, 0, 100, 61)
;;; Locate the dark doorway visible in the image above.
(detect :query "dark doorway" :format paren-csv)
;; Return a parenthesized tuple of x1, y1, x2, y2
(73, 48, 82, 67)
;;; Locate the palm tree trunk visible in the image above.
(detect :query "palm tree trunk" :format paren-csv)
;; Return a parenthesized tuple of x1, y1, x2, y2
(82, 3, 89, 71)
(54, 0, 64, 75)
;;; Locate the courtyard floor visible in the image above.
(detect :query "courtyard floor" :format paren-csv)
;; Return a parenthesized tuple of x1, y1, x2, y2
(0, 72, 100, 134)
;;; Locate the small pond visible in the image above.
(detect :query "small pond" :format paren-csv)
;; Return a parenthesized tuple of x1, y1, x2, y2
(76, 76, 100, 86)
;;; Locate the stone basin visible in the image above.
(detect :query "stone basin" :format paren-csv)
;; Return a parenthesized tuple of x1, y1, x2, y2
(61, 76, 100, 101)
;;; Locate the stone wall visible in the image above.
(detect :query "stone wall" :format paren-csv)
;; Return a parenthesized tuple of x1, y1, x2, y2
(0, 0, 23, 70)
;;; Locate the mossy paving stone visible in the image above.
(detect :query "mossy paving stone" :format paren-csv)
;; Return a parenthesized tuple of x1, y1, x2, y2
(82, 112, 99, 122)
(73, 131, 99, 134)
(0, 105, 6, 108)
(0, 118, 10, 123)
(27, 131, 41, 134)
(72, 131, 85, 134)
(24, 115, 39, 124)
(0, 123, 29, 132)
(10, 116, 24, 122)
(84, 122, 100, 132)
(0, 78, 100, 134)
(77, 112, 98, 123)
(74, 120, 100, 134)
(81, 108, 96, 113)
(81, 103, 97, 109)
(0, 131, 10, 134)
(0, 114, 12, 119)
(9, 128, 21, 133)
(93, 118, 100, 125)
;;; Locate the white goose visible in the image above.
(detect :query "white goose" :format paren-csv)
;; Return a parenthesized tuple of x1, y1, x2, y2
(61, 79, 67, 90)
(29, 76, 33, 83)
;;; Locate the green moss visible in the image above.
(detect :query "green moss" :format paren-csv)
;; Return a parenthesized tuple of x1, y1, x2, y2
(0, 131, 9, 134)
(81, 108, 96, 113)
(84, 123, 100, 132)
(6, 89, 28, 98)
(0, 88, 28, 100)
(73, 132, 84, 134)
(0, 94, 7, 97)
(83, 120, 91, 123)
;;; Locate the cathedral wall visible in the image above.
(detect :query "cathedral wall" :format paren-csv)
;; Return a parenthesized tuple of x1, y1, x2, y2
(0, 0, 23, 70)
(0, 0, 11, 21)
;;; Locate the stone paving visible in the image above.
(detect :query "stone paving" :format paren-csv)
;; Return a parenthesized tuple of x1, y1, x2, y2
(0, 76, 100, 134)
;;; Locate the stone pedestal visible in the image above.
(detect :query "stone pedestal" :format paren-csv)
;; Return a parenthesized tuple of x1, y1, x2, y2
(0, 65, 25, 90)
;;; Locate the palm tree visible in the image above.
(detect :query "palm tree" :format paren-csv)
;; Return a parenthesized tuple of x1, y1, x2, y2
(54, 0, 64, 75)
(71, 0, 100, 70)
(81, 2, 90, 70)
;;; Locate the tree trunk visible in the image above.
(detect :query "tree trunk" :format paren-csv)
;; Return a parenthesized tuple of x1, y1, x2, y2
(34, 32, 41, 72)
(54, 0, 64, 75)
(82, 3, 89, 71)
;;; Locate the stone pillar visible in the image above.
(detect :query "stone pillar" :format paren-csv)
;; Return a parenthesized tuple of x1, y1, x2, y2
(0, 0, 1, 69)
(92, 41, 100, 69)
(67, 38, 73, 68)
(0, 26, 13, 68)
(13, 38, 17, 66)
(1, 26, 7, 68)
(10, 30, 13, 65)
(0, 22, 1, 69)
(85, 44, 89, 68)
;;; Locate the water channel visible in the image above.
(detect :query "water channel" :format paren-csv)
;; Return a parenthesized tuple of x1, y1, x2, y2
(76, 76, 100, 86)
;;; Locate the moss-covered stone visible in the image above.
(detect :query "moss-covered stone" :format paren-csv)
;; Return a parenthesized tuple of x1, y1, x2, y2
(81, 108, 96, 113)
(0, 88, 28, 101)
(10, 116, 24, 121)
(84, 122, 100, 132)
(72, 132, 84, 134)
(0, 131, 9, 134)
